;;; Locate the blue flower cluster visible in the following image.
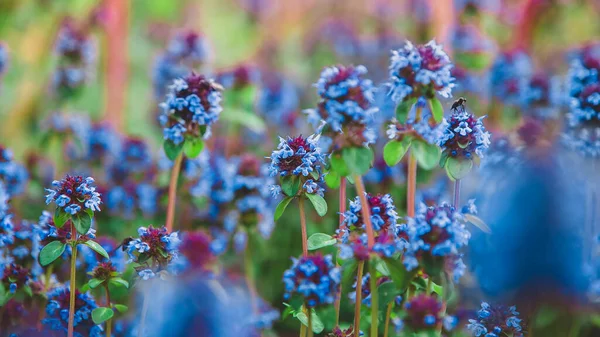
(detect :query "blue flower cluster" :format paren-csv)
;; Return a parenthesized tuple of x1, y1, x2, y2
(159, 74, 223, 145)
(0, 146, 28, 197)
(153, 31, 210, 98)
(0, 182, 13, 249)
(282, 254, 340, 308)
(518, 73, 561, 119)
(125, 226, 181, 279)
(257, 71, 300, 130)
(387, 40, 454, 104)
(52, 19, 96, 94)
(341, 193, 399, 232)
(490, 50, 532, 105)
(438, 109, 491, 160)
(305, 65, 378, 147)
(466, 302, 524, 337)
(42, 286, 103, 337)
(0, 42, 7, 75)
(402, 202, 471, 281)
(86, 122, 120, 161)
(45, 176, 102, 216)
(386, 97, 444, 145)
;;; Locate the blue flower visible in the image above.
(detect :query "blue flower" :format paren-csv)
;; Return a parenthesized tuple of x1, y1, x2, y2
(42, 285, 101, 335)
(45, 175, 102, 217)
(466, 302, 524, 337)
(52, 19, 96, 94)
(438, 109, 491, 160)
(268, 134, 326, 178)
(490, 49, 532, 105)
(0, 146, 28, 197)
(282, 254, 340, 308)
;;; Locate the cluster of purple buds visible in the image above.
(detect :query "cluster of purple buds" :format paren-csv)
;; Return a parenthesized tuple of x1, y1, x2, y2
(438, 109, 491, 162)
(327, 325, 358, 337)
(52, 18, 96, 95)
(402, 202, 471, 281)
(282, 254, 340, 308)
(1, 263, 30, 294)
(268, 134, 326, 197)
(466, 302, 524, 337)
(153, 30, 211, 98)
(217, 63, 259, 90)
(305, 65, 378, 148)
(159, 73, 223, 145)
(42, 286, 103, 337)
(45, 176, 101, 216)
(490, 49, 532, 105)
(387, 40, 454, 104)
(0, 146, 28, 196)
(125, 225, 181, 279)
(178, 230, 216, 273)
(398, 294, 444, 331)
(342, 193, 399, 233)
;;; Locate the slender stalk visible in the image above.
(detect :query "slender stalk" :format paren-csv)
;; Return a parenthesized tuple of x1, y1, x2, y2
(453, 179, 461, 208)
(307, 307, 314, 337)
(383, 302, 393, 337)
(369, 262, 379, 337)
(165, 153, 183, 232)
(353, 175, 375, 248)
(299, 198, 309, 257)
(104, 284, 112, 337)
(406, 153, 417, 218)
(67, 225, 77, 337)
(104, 0, 129, 131)
(299, 316, 307, 337)
(353, 261, 365, 337)
(334, 177, 347, 326)
(138, 294, 149, 337)
(244, 239, 259, 313)
(426, 277, 433, 295)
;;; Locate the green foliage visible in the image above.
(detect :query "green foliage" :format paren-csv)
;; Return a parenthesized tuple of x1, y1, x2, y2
(274, 196, 294, 221)
(463, 213, 492, 233)
(377, 281, 402, 311)
(281, 176, 301, 197)
(295, 306, 325, 334)
(384, 258, 416, 291)
(306, 193, 327, 216)
(88, 278, 104, 289)
(163, 140, 184, 161)
(329, 153, 349, 177)
(114, 304, 129, 313)
(383, 137, 412, 166)
(183, 138, 204, 158)
(73, 212, 92, 235)
(396, 97, 417, 123)
(445, 157, 473, 180)
(412, 140, 440, 170)
(53, 208, 70, 228)
(342, 147, 374, 176)
(39, 241, 66, 266)
(91, 307, 114, 324)
(84, 240, 110, 259)
(324, 170, 341, 189)
(307, 233, 336, 250)
(110, 278, 129, 289)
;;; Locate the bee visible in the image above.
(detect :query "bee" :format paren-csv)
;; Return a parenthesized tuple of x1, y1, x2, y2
(116, 237, 135, 251)
(451, 97, 467, 112)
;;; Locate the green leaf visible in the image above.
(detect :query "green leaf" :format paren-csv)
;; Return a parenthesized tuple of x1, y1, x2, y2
(114, 304, 128, 313)
(88, 278, 104, 289)
(439, 151, 450, 168)
(445, 157, 473, 180)
(220, 107, 266, 133)
(396, 97, 417, 123)
(464, 214, 492, 233)
(384, 258, 415, 291)
(163, 140, 184, 161)
(53, 208, 70, 228)
(22, 285, 33, 297)
(110, 278, 129, 288)
(534, 307, 559, 328)
(281, 176, 301, 197)
(341, 259, 359, 292)
(429, 98, 444, 123)
(378, 281, 401, 310)
(306, 194, 327, 216)
(295, 307, 325, 333)
(329, 154, 349, 177)
(274, 196, 293, 221)
(455, 52, 493, 72)
(282, 303, 296, 320)
(342, 147, 374, 176)
(412, 140, 440, 170)
(183, 138, 204, 158)
(383, 139, 411, 166)
(39, 241, 67, 266)
(307, 233, 336, 250)
(324, 171, 341, 189)
(91, 307, 114, 324)
(84, 240, 109, 259)
(72, 212, 92, 235)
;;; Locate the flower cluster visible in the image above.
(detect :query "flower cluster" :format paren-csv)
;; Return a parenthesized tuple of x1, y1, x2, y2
(567, 43, 599, 101)
(6, 218, 44, 278)
(0, 146, 28, 196)
(178, 230, 216, 273)
(0, 182, 14, 248)
(387, 40, 454, 103)
(257, 71, 300, 130)
(399, 294, 443, 331)
(1, 263, 30, 294)
(386, 98, 444, 145)
(305, 65, 378, 148)
(466, 302, 524, 337)
(490, 50, 532, 105)
(342, 193, 399, 232)
(159, 73, 223, 144)
(125, 225, 181, 279)
(86, 122, 120, 162)
(402, 202, 471, 281)
(42, 286, 103, 337)
(282, 254, 340, 307)
(518, 73, 561, 119)
(328, 326, 358, 337)
(438, 110, 491, 161)
(153, 30, 211, 98)
(52, 18, 96, 95)
(45, 176, 102, 216)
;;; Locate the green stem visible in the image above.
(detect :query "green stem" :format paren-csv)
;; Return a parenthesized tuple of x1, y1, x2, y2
(307, 306, 314, 337)
(426, 277, 433, 295)
(165, 153, 183, 233)
(67, 226, 77, 337)
(104, 284, 112, 337)
(383, 302, 393, 337)
(370, 261, 379, 337)
(353, 261, 365, 337)
(299, 305, 308, 337)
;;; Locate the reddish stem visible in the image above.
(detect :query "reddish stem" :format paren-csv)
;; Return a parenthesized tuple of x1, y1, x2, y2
(165, 154, 183, 232)
(104, 0, 129, 132)
(299, 198, 309, 257)
(353, 261, 365, 337)
(353, 175, 375, 248)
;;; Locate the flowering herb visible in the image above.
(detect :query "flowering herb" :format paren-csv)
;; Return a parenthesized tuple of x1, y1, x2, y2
(0, 146, 28, 197)
(124, 225, 181, 280)
(45, 175, 101, 233)
(282, 254, 340, 308)
(466, 302, 525, 337)
(42, 286, 103, 337)
(490, 49, 532, 106)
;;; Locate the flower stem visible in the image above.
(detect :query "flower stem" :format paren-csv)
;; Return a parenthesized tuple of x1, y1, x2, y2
(407, 153, 417, 218)
(453, 179, 461, 208)
(299, 197, 309, 257)
(426, 277, 433, 295)
(353, 261, 365, 337)
(353, 175, 375, 248)
(104, 284, 112, 337)
(244, 239, 259, 313)
(334, 177, 347, 327)
(67, 226, 77, 337)
(299, 314, 307, 337)
(165, 153, 183, 232)
(369, 261, 379, 337)
(138, 294, 149, 337)
(383, 302, 393, 337)
(307, 306, 314, 337)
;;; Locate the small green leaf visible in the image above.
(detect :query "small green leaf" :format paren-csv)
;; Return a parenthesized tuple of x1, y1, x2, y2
(384, 258, 416, 291)
(464, 214, 492, 233)
(88, 278, 104, 289)
(163, 140, 184, 161)
(429, 98, 444, 123)
(383, 140, 410, 166)
(307, 233, 336, 250)
(54, 208, 70, 228)
(22, 285, 33, 297)
(84, 240, 109, 259)
(306, 193, 327, 216)
(439, 151, 449, 168)
(281, 176, 301, 197)
(282, 303, 295, 320)
(396, 97, 417, 123)
(412, 140, 440, 170)
(295, 307, 325, 333)
(341, 259, 359, 292)
(534, 306, 559, 328)
(329, 154, 349, 177)
(92, 307, 114, 324)
(39, 241, 67, 266)
(445, 157, 473, 180)
(183, 138, 204, 158)
(342, 147, 374, 176)
(114, 304, 129, 313)
(455, 52, 493, 71)
(72, 212, 92, 235)
(110, 277, 129, 288)
(275, 196, 294, 221)
(324, 171, 341, 189)
(378, 281, 401, 310)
